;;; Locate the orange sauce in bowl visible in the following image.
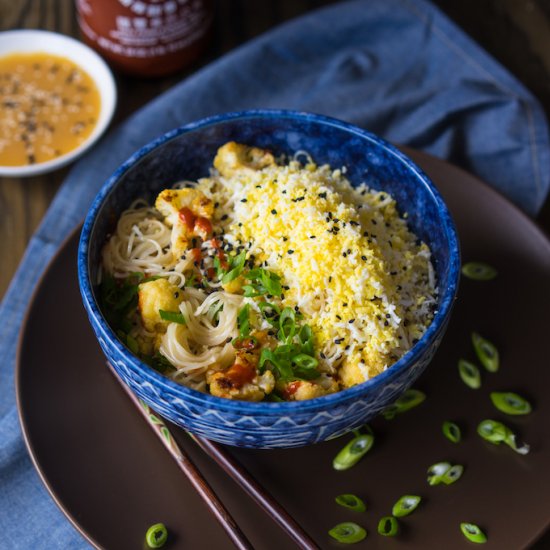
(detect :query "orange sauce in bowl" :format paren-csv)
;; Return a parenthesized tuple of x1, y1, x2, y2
(0, 52, 101, 166)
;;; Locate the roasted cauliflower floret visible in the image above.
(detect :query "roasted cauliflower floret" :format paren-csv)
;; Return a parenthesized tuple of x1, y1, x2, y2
(214, 142, 275, 178)
(339, 356, 386, 388)
(155, 188, 214, 258)
(138, 278, 184, 333)
(207, 347, 275, 401)
(278, 375, 339, 401)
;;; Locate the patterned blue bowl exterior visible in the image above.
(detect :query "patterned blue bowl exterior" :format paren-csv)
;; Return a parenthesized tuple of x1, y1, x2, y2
(78, 110, 460, 449)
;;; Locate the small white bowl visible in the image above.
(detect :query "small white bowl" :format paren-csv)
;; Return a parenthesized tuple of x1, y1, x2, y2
(0, 29, 117, 177)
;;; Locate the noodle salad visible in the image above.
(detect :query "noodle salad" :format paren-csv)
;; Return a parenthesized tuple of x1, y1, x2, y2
(99, 142, 437, 402)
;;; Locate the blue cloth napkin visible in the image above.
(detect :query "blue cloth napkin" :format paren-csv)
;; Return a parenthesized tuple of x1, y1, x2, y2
(1, 0, 548, 547)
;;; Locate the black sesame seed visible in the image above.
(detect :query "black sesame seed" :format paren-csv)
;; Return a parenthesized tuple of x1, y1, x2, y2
(342, 303, 348, 307)
(282, 236, 288, 241)
(336, 315, 342, 320)
(361, 255, 367, 261)
(309, 235, 316, 239)
(349, 319, 355, 324)
(342, 252, 347, 258)
(271, 209, 277, 215)
(288, 249, 294, 254)
(334, 338, 344, 345)
(384, 320, 389, 326)
(241, 198, 247, 202)
(320, 352, 327, 359)
(318, 192, 327, 199)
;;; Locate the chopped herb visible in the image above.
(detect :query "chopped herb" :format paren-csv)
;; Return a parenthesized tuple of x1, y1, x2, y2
(159, 309, 186, 324)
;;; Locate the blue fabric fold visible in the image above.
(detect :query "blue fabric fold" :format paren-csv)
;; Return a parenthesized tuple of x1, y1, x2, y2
(1, 0, 548, 546)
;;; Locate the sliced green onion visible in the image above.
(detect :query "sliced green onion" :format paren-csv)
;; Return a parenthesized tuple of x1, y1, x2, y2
(278, 307, 297, 343)
(460, 522, 487, 544)
(335, 494, 367, 512)
(490, 391, 532, 415)
(328, 522, 367, 544)
(221, 251, 247, 284)
(427, 462, 451, 486)
(477, 419, 509, 443)
(145, 523, 168, 548)
(333, 434, 375, 471)
(258, 301, 281, 324)
(472, 332, 499, 372)
(442, 464, 464, 485)
(458, 359, 481, 389)
(442, 421, 462, 443)
(382, 388, 426, 419)
(392, 495, 421, 517)
(377, 516, 399, 537)
(237, 304, 251, 339)
(477, 419, 530, 455)
(158, 309, 186, 324)
(298, 324, 314, 355)
(260, 269, 282, 297)
(461, 262, 497, 281)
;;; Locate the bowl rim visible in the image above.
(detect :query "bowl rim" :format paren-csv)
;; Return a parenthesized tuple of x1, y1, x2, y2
(0, 29, 117, 177)
(78, 109, 460, 414)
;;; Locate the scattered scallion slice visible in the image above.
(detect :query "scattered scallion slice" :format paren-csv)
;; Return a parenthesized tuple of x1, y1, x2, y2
(460, 522, 487, 544)
(477, 419, 530, 455)
(328, 522, 367, 544)
(427, 462, 451, 486)
(472, 332, 499, 372)
(442, 421, 462, 443)
(392, 495, 421, 517)
(382, 388, 426, 419)
(461, 262, 497, 281)
(335, 494, 367, 512)
(490, 391, 532, 415)
(377, 516, 399, 537)
(145, 523, 168, 548)
(333, 434, 374, 471)
(458, 359, 481, 389)
(159, 309, 186, 324)
(477, 419, 508, 443)
(441, 464, 464, 485)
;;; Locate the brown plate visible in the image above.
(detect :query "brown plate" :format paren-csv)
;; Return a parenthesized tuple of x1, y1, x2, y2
(16, 150, 550, 549)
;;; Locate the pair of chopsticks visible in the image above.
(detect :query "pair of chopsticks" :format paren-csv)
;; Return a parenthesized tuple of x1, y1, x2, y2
(107, 363, 319, 550)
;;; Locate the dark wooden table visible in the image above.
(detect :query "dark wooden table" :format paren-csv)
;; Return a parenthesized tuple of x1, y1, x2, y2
(1, 0, 549, 299)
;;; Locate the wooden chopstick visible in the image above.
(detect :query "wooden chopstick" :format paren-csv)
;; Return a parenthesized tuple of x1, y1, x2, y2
(107, 362, 319, 549)
(107, 362, 253, 550)
(189, 433, 320, 550)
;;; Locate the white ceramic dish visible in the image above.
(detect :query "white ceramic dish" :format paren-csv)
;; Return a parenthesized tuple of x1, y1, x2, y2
(0, 29, 117, 177)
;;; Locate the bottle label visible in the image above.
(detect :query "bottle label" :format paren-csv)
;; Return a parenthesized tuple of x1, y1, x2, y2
(77, 0, 212, 60)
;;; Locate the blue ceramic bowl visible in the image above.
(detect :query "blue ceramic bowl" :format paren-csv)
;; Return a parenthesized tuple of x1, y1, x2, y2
(78, 110, 460, 449)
